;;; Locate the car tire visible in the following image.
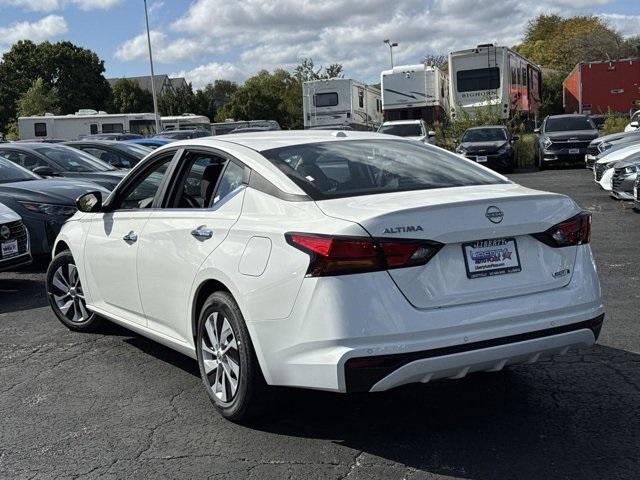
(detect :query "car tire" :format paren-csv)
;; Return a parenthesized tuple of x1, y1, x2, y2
(196, 291, 268, 422)
(46, 250, 103, 332)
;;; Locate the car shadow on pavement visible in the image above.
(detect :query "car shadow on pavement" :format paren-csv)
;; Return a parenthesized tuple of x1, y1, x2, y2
(244, 344, 638, 480)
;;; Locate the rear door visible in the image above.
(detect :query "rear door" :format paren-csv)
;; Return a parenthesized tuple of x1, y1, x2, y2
(137, 149, 248, 342)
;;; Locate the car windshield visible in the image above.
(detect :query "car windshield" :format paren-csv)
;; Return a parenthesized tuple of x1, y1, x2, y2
(545, 117, 595, 132)
(462, 128, 507, 142)
(115, 144, 152, 159)
(378, 123, 423, 137)
(261, 139, 507, 200)
(35, 146, 114, 172)
(0, 157, 38, 183)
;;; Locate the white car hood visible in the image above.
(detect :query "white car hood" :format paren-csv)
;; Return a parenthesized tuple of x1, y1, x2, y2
(0, 203, 21, 224)
(596, 143, 640, 165)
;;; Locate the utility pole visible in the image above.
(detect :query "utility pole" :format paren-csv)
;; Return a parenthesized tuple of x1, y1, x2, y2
(383, 39, 398, 68)
(144, 0, 160, 135)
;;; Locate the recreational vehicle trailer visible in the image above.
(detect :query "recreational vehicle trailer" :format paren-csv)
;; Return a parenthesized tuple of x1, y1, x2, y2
(161, 114, 210, 131)
(448, 44, 541, 120)
(18, 110, 158, 141)
(380, 64, 449, 123)
(303, 79, 383, 130)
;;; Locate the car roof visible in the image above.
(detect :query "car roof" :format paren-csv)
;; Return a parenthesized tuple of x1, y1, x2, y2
(66, 140, 121, 146)
(546, 114, 590, 119)
(164, 130, 405, 152)
(381, 120, 422, 125)
(466, 125, 507, 130)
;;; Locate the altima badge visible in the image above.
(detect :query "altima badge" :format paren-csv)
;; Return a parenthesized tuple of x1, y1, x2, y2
(485, 206, 504, 224)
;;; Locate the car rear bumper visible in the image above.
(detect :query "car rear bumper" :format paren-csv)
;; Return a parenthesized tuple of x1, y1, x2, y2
(247, 245, 604, 392)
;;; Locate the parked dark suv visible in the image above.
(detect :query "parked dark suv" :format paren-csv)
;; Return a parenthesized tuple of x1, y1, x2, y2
(534, 115, 599, 170)
(455, 126, 517, 172)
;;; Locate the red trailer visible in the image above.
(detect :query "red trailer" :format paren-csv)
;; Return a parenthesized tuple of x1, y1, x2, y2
(563, 58, 640, 115)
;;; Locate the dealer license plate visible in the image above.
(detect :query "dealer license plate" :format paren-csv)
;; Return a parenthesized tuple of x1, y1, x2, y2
(569, 148, 580, 154)
(462, 237, 522, 279)
(476, 155, 488, 163)
(1, 239, 18, 259)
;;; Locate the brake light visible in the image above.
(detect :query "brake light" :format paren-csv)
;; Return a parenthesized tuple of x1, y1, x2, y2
(532, 212, 591, 248)
(286, 233, 442, 277)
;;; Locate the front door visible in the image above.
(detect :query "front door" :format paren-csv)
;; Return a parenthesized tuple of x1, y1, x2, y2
(83, 152, 174, 324)
(137, 150, 247, 342)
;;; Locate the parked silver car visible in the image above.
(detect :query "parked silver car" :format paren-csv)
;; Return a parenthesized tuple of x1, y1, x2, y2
(611, 157, 640, 201)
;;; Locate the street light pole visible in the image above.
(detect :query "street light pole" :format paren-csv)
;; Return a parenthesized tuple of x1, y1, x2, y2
(144, 0, 160, 135)
(383, 39, 398, 68)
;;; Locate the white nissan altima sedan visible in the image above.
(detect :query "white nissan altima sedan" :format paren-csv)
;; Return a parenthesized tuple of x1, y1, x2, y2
(46, 131, 604, 421)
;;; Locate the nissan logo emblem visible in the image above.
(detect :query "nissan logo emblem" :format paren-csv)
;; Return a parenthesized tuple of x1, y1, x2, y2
(485, 206, 504, 224)
(0, 225, 10, 240)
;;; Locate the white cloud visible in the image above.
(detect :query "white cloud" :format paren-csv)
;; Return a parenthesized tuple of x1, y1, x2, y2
(0, 0, 121, 11)
(600, 13, 640, 37)
(115, 0, 638, 86)
(0, 14, 68, 45)
(172, 62, 247, 89)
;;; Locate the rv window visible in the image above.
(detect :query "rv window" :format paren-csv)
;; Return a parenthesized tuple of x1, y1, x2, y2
(130, 119, 156, 135)
(313, 92, 339, 107)
(90, 124, 98, 135)
(34, 123, 47, 137)
(457, 67, 500, 93)
(511, 67, 516, 85)
(102, 123, 124, 134)
(358, 90, 364, 108)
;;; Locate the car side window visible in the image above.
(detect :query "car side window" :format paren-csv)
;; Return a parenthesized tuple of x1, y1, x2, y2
(113, 155, 173, 210)
(213, 161, 245, 205)
(0, 151, 50, 170)
(167, 152, 228, 209)
(82, 147, 130, 168)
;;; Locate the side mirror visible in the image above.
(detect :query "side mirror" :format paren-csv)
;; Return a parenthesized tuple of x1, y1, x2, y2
(631, 121, 639, 128)
(427, 130, 436, 137)
(76, 191, 103, 213)
(512, 135, 520, 141)
(32, 165, 56, 177)
(533, 128, 540, 134)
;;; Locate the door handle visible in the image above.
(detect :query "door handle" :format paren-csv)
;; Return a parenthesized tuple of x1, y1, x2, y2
(191, 226, 213, 240)
(123, 231, 138, 243)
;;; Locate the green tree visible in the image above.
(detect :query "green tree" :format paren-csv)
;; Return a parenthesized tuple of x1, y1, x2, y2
(110, 79, 154, 113)
(0, 40, 111, 131)
(158, 84, 196, 116)
(293, 57, 344, 82)
(216, 69, 302, 128)
(16, 78, 59, 117)
(193, 80, 238, 121)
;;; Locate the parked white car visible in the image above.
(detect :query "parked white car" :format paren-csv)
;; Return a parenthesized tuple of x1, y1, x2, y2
(46, 131, 604, 422)
(624, 110, 640, 132)
(377, 120, 436, 143)
(0, 202, 31, 272)
(593, 142, 640, 185)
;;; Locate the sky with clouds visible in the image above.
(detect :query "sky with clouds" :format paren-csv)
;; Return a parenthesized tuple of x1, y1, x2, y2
(0, 0, 637, 89)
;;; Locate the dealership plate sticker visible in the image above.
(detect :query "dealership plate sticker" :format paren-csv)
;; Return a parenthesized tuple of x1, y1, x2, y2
(1, 239, 18, 258)
(476, 155, 488, 163)
(462, 237, 521, 279)
(568, 148, 580, 154)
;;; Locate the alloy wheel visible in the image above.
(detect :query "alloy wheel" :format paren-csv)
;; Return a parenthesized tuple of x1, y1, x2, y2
(50, 263, 90, 323)
(201, 311, 240, 402)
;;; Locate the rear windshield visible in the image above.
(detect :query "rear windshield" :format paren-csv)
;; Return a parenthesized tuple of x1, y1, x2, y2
(545, 117, 595, 132)
(35, 146, 114, 172)
(261, 139, 507, 200)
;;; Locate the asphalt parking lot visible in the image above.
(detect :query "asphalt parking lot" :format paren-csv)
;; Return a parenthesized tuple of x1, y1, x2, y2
(1, 168, 638, 480)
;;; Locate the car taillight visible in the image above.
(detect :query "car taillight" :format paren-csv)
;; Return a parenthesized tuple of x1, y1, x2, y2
(286, 233, 442, 277)
(532, 212, 591, 248)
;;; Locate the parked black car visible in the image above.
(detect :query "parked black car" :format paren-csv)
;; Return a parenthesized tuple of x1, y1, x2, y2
(0, 157, 109, 256)
(79, 133, 143, 141)
(154, 129, 210, 140)
(455, 126, 517, 172)
(534, 114, 599, 170)
(611, 156, 640, 201)
(0, 143, 127, 190)
(64, 140, 152, 169)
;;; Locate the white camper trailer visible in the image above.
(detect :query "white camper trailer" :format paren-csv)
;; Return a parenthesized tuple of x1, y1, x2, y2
(18, 110, 158, 141)
(448, 44, 541, 120)
(303, 79, 382, 130)
(380, 64, 449, 123)
(161, 114, 210, 131)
